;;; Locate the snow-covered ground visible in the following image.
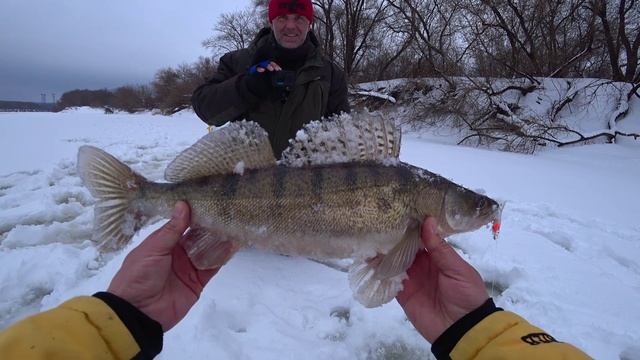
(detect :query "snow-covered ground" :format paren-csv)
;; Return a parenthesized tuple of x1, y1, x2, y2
(1, 107, 639, 359)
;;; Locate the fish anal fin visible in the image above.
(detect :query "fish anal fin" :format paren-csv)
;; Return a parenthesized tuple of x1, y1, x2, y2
(182, 227, 239, 270)
(348, 224, 422, 308)
(165, 121, 276, 182)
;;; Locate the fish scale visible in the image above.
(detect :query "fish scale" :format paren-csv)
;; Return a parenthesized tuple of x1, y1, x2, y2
(172, 163, 415, 237)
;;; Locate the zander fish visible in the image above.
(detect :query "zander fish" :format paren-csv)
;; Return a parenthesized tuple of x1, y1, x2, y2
(77, 114, 501, 307)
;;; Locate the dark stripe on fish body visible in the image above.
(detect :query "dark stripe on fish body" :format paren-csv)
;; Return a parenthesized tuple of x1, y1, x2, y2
(367, 164, 382, 187)
(240, 168, 259, 196)
(269, 166, 290, 225)
(344, 165, 358, 189)
(394, 165, 413, 191)
(221, 173, 240, 198)
(220, 174, 240, 222)
(311, 166, 324, 198)
(273, 166, 288, 198)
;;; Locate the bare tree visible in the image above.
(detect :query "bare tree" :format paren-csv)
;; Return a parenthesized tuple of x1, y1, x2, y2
(463, 0, 596, 79)
(387, 0, 469, 84)
(314, 0, 390, 79)
(55, 89, 114, 111)
(343, 0, 389, 77)
(153, 57, 218, 114)
(313, 0, 338, 60)
(112, 85, 156, 113)
(442, 79, 640, 152)
(253, 0, 270, 16)
(202, 6, 264, 56)
(368, 21, 415, 80)
(587, 0, 640, 95)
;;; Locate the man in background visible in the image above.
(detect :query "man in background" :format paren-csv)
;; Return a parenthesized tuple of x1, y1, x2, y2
(192, 0, 350, 158)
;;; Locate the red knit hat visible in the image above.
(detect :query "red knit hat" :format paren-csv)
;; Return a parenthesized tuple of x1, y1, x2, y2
(268, 0, 314, 24)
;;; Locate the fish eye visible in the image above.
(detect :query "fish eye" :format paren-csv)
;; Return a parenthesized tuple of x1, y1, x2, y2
(476, 198, 487, 210)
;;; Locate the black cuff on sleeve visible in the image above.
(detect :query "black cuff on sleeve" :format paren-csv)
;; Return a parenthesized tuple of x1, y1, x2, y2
(93, 292, 163, 359)
(431, 298, 503, 360)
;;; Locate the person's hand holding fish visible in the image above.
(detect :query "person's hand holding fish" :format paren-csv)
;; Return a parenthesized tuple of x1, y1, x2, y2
(396, 217, 490, 343)
(107, 201, 232, 331)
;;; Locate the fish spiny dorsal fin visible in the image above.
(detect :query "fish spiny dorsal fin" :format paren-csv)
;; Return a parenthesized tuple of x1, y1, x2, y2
(165, 121, 276, 182)
(280, 111, 401, 167)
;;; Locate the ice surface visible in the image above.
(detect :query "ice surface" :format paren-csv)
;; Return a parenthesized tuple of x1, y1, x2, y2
(0, 105, 639, 359)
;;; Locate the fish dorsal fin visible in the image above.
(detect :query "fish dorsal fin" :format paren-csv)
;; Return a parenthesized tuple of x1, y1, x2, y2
(165, 121, 276, 182)
(280, 111, 401, 167)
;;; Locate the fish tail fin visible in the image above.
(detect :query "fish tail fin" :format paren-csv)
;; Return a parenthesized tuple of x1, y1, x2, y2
(77, 145, 148, 252)
(348, 225, 422, 308)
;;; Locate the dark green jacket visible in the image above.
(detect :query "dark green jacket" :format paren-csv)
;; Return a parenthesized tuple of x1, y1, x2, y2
(192, 28, 350, 158)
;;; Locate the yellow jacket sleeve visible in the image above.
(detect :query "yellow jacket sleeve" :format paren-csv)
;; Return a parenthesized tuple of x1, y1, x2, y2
(0, 293, 162, 360)
(451, 311, 591, 359)
(432, 299, 591, 360)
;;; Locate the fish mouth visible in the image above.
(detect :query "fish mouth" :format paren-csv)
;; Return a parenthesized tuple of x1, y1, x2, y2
(489, 202, 503, 239)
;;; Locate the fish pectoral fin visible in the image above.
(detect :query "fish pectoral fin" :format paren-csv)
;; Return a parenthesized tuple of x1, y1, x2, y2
(347, 225, 422, 308)
(373, 224, 422, 280)
(182, 227, 238, 270)
(165, 121, 276, 182)
(348, 256, 408, 308)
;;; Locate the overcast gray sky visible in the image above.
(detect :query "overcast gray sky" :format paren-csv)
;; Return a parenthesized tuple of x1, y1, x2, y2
(0, 0, 251, 102)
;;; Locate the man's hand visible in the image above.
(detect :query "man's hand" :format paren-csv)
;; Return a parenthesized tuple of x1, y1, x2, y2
(244, 60, 282, 98)
(396, 217, 489, 343)
(250, 60, 283, 74)
(108, 201, 231, 331)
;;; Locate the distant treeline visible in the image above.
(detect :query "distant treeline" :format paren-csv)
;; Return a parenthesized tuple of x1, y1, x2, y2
(55, 57, 216, 114)
(0, 101, 55, 112)
(55, 0, 639, 114)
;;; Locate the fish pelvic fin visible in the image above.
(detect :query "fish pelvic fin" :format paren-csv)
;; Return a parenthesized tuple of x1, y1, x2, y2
(348, 224, 421, 308)
(165, 121, 276, 182)
(181, 227, 238, 270)
(280, 111, 401, 167)
(77, 146, 147, 252)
